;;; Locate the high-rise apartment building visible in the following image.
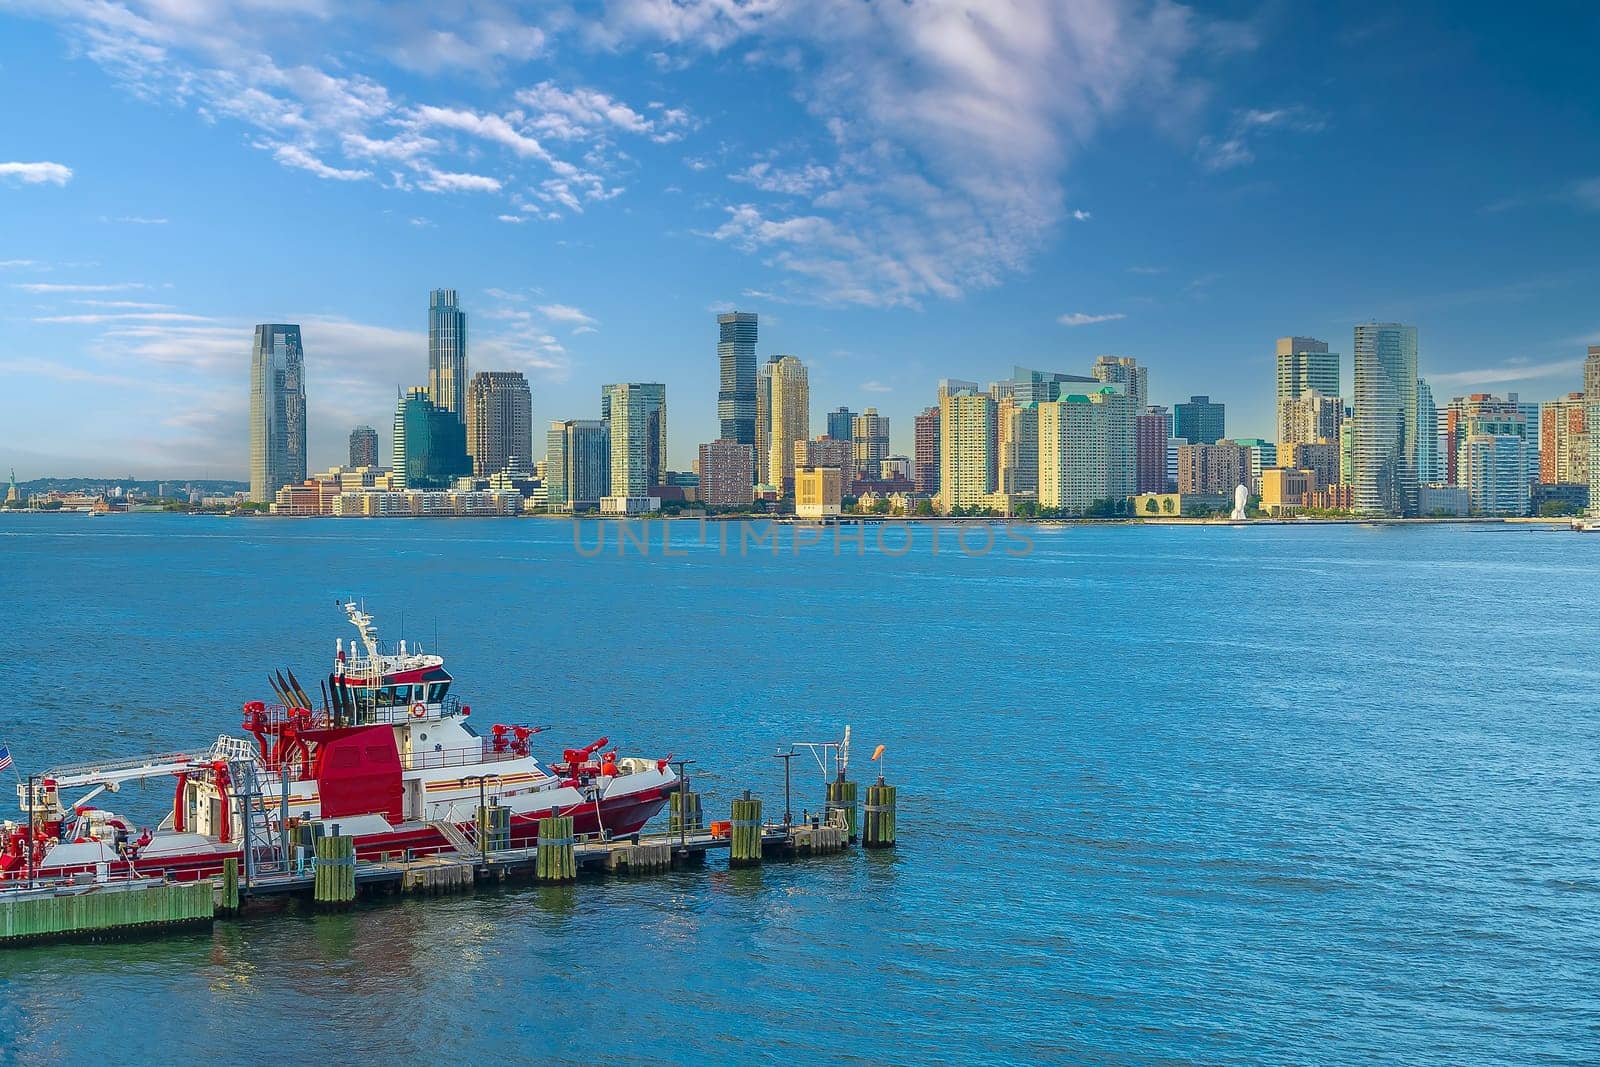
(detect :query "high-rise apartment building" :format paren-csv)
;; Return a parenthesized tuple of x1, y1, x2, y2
(914, 406, 940, 495)
(1173, 396, 1226, 446)
(795, 436, 856, 490)
(826, 406, 857, 443)
(938, 387, 997, 513)
(428, 289, 468, 423)
(1353, 322, 1419, 516)
(1175, 440, 1254, 496)
(1280, 390, 1343, 450)
(766, 356, 809, 494)
(465, 371, 533, 476)
(1416, 379, 1438, 487)
(1011, 366, 1096, 405)
(602, 382, 668, 506)
(1135, 406, 1171, 494)
(1036, 388, 1137, 513)
(546, 419, 609, 511)
(755, 356, 777, 485)
(997, 399, 1039, 495)
(1461, 433, 1530, 516)
(697, 440, 755, 507)
(1541, 393, 1588, 485)
(1091, 356, 1148, 408)
(1281, 441, 1340, 491)
(393, 386, 471, 490)
(1587, 347, 1600, 516)
(1444, 393, 1528, 488)
(249, 323, 307, 502)
(348, 424, 378, 470)
(852, 407, 889, 476)
(1275, 337, 1339, 443)
(717, 311, 758, 447)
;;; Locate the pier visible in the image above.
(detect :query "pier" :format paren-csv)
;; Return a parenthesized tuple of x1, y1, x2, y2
(2, 771, 899, 945)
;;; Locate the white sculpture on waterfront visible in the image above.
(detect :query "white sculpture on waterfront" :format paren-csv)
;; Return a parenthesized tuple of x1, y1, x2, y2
(1231, 484, 1248, 521)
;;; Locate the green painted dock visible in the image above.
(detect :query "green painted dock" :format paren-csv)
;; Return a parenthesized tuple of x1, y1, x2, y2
(1, 879, 214, 945)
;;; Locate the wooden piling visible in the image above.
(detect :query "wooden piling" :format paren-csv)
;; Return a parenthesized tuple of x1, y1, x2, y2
(221, 857, 240, 914)
(1, 881, 214, 944)
(536, 816, 576, 883)
(314, 835, 356, 904)
(825, 779, 858, 841)
(730, 794, 763, 867)
(670, 790, 703, 833)
(863, 782, 897, 849)
(477, 803, 510, 855)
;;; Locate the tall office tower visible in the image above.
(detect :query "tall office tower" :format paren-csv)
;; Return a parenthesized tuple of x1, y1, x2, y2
(1135, 406, 1170, 493)
(755, 357, 777, 484)
(1036, 388, 1137, 513)
(545, 419, 609, 511)
(1352, 322, 1419, 516)
(1415, 379, 1438, 486)
(852, 407, 890, 476)
(697, 440, 756, 507)
(428, 289, 468, 422)
(465, 371, 533, 476)
(1587, 346, 1600, 515)
(997, 399, 1039, 495)
(348, 424, 378, 469)
(1280, 391, 1343, 449)
(717, 311, 758, 446)
(1173, 395, 1226, 445)
(914, 406, 940, 494)
(1275, 337, 1339, 443)
(1091, 355, 1148, 408)
(601, 383, 668, 499)
(795, 436, 857, 490)
(938, 387, 997, 513)
(1011, 366, 1096, 405)
(765, 356, 809, 494)
(827, 406, 858, 443)
(393, 386, 471, 490)
(1541, 393, 1589, 485)
(249, 323, 307, 502)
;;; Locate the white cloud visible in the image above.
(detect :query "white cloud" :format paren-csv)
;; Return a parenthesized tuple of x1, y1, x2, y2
(860, 380, 892, 393)
(1572, 178, 1600, 212)
(35, 312, 216, 324)
(1198, 105, 1324, 171)
(1072, 209, 1092, 221)
(730, 161, 833, 197)
(1058, 311, 1126, 327)
(13, 282, 148, 293)
(0, 161, 72, 185)
(1428, 358, 1586, 390)
(535, 303, 597, 328)
(106, 215, 169, 225)
(271, 143, 372, 181)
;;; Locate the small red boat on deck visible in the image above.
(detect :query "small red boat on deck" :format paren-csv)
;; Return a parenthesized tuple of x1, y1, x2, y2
(0, 604, 677, 883)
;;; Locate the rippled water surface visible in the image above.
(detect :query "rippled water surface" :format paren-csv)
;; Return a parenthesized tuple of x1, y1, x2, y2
(1, 515, 1597, 1065)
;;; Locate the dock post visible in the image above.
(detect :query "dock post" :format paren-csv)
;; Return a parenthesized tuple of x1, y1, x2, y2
(825, 778, 858, 842)
(537, 816, 575, 883)
(730, 792, 763, 868)
(670, 790, 703, 833)
(863, 781, 897, 849)
(315, 835, 357, 904)
(221, 857, 240, 914)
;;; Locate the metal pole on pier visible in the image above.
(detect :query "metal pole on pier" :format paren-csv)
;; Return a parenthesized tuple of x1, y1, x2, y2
(25, 773, 35, 888)
(771, 748, 797, 828)
(671, 759, 696, 852)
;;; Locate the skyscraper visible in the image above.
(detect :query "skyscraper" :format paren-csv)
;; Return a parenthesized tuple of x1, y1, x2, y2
(1036, 388, 1136, 514)
(766, 356, 810, 494)
(1091, 356, 1148, 408)
(1135, 406, 1170, 494)
(393, 386, 471, 490)
(938, 387, 997, 514)
(852, 407, 890, 475)
(697, 440, 755, 507)
(717, 311, 757, 446)
(1275, 337, 1339, 443)
(602, 382, 668, 508)
(1416, 379, 1438, 486)
(1012, 366, 1096, 405)
(249, 323, 307, 503)
(465, 371, 533, 476)
(997, 399, 1038, 495)
(348, 424, 378, 469)
(1540, 393, 1588, 485)
(546, 419, 609, 511)
(826, 406, 857, 443)
(755, 356, 777, 485)
(1587, 346, 1600, 516)
(428, 289, 468, 423)
(1173, 396, 1225, 446)
(1352, 322, 1419, 516)
(914, 406, 940, 495)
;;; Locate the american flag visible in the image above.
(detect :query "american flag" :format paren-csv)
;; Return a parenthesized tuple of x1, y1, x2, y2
(0, 745, 11, 773)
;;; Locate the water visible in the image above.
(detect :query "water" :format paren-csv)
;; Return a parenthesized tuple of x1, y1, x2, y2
(0, 515, 1596, 1065)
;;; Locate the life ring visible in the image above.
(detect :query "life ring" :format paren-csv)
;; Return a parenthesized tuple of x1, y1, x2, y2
(410, 702, 427, 719)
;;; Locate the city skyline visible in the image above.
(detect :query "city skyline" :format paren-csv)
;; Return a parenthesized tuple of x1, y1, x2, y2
(3, 4, 1599, 479)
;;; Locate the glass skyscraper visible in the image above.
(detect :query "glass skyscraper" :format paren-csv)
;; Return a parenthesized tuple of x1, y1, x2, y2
(1173, 395, 1226, 446)
(827, 406, 857, 442)
(249, 323, 307, 502)
(428, 289, 468, 423)
(602, 382, 668, 496)
(393, 387, 471, 489)
(717, 311, 757, 446)
(1353, 322, 1420, 516)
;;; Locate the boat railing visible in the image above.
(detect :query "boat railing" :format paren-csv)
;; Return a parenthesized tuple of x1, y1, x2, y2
(401, 742, 530, 773)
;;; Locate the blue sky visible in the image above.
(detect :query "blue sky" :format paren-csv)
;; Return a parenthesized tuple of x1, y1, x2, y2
(2, 0, 1598, 478)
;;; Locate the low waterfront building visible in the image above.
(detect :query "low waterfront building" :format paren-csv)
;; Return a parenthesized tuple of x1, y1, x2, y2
(795, 465, 843, 519)
(1307, 484, 1356, 511)
(1531, 481, 1589, 515)
(1419, 483, 1469, 517)
(330, 489, 521, 517)
(1260, 467, 1318, 517)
